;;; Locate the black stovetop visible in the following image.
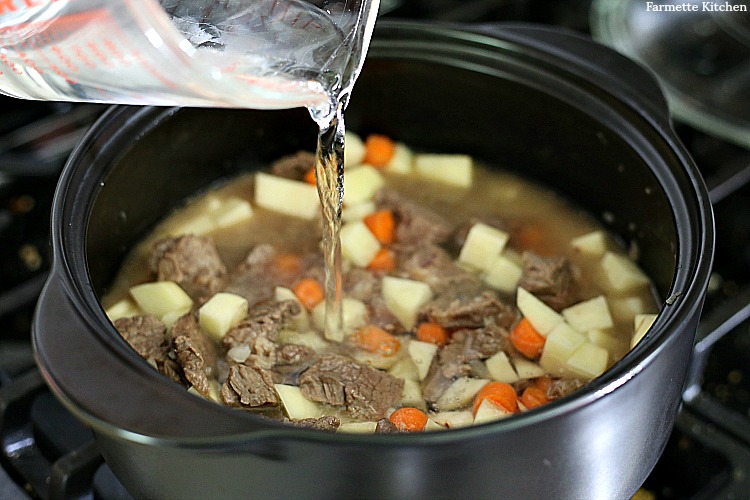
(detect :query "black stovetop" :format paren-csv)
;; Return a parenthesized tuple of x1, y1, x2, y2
(1, 2, 750, 499)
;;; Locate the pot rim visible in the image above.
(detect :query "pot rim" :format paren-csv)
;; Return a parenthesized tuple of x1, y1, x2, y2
(34, 19, 714, 446)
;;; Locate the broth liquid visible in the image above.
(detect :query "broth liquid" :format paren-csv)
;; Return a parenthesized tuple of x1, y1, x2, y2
(313, 102, 346, 341)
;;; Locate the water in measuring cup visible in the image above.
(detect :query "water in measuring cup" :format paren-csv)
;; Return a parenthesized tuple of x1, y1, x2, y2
(0, 0, 377, 115)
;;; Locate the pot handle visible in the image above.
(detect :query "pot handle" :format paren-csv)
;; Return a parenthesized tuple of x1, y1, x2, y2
(32, 271, 264, 439)
(471, 23, 673, 128)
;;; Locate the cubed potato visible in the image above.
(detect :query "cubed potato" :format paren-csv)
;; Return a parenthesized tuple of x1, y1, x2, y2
(502, 248, 524, 267)
(565, 342, 609, 380)
(414, 154, 473, 188)
(571, 230, 609, 257)
(634, 313, 657, 331)
(340, 221, 381, 267)
(512, 358, 546, 380)
(161, 310, 186, 329)
(430, 410, 475, 429)
(166, 214, 215, 237)
(277, 329, 330, 352)
(608, 295, 650, 324)
(485, 351, 519, 383)
(458, 223, 510, 272)
(129, 281, 193, 320)
(344, 131, 366, 167)
(343, 166, 385, 205)
(385, 143, 414, 174)
(274, 286, 309, 330)
(389, 357, 420, 381)
(401, 378, 426, 410)
(254, 172, 320, 220)
(341, 201, 376, 222)
(382, 276, 433, 330)
(588, 328, 628, 361)
(187, 379, 222, 403)
(632, 313, 658, 348)
(105, 298, 142, 321)
(473, 398, 511, 425)
(199, 292, 249, 340)
(539, 322, 587, 377)
(161, 195, 221, 237)
(516, 287, 564, 336)
(482, 254, 523, 293)
(408, 340, 438, 381)
(600, 252, 650, 294)
(312, 297, 368, 341)
(211, 196, 253, 229)
(562, 296, 614, 332)
(275, 384, 323, 420)
(436, 377, 489, 411)
(338, 421, 378, 434)
(424, 419, 446, 432)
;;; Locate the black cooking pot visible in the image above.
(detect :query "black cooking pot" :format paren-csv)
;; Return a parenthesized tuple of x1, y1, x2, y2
(33, 21, 714, 499)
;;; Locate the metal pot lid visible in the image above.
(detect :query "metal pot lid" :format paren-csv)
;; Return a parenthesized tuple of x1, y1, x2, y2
(591, 0, 750, 149)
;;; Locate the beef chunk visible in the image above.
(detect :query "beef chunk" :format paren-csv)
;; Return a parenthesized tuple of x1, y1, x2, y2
(173, 335, 212, 396)
(171, 313, 218, 373)
(221, 364, 277, 408)
(519, 251, 578, 311)
(223, 300, 300, 349)
(149, 235, 227, 302)
(375, 188, 453, 245)
(399, 244, 479, 294)
(422, 324, 508, 403)
(546, 378, 585, 399)
(274, 343, 317, 381)
(114, 315, 184, 383)
(420, 285, 516, 331)
(224, 244, 277, 307)
(344, 268, 381, 303)
(298, 354, 404, 420)
(291, 416, 341, 432)
(375, 417, 401, 434)
(114, 315, 168, 361)
(270, 151, 316, 181)
(159, 359, 186, 385)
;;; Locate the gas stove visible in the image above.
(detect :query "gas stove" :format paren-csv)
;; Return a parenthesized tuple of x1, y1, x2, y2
(1, 2, 749, 499)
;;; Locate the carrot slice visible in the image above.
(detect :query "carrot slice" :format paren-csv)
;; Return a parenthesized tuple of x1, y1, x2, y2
(273, 253, 302, 275)
(389, 407, 428, 432)
(534, 376, 553, 396)
(514, 224, 553, 255)
(473, 381, 518, 415)
(510, 318, 546, 359)
(293, 278, 324, 310)
(363, 134, 396, 167)
(367, 248, 396, 273)
(416, 322, 449, 346)
(363, 209, 396, 245)
(352, 325, 400, 356)
(304, 167, 316, 185)
(520, 386, 550, 410)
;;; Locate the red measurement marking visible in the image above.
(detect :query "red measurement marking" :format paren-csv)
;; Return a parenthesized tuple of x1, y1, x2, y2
(71, 44, 96, 69)
(0, 0, 17, 14)
(0, 52, 23, 74)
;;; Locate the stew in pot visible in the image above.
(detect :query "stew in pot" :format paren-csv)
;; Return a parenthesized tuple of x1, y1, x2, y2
(102, 132, 659, 433)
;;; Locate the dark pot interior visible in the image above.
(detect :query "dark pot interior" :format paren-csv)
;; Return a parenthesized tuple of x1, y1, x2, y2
(33, 21, 713, 499)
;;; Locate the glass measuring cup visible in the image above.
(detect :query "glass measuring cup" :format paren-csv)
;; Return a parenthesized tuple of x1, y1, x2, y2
(0, 0, 380, 117)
